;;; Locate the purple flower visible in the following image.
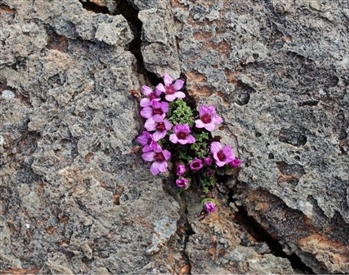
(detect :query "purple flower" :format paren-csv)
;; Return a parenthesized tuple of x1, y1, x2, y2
(230, 158, 242, 167)
(145, 115, 172, 141)
(169, 124, 196, 145)
(155, 73, 185, 101)
(140, 101, 169, 119)
(195, 105, 223, 131)
(142, 144, 171, 175)
(189, 158, 203, 171)
(137, 131, 158, 152)
(210, 142, 235, 167)
(140, 85, 160, 107)
(204, 157, 213, 166)
(205, 201, 216, 213)
(176, 177, 189, 188)
(176, 163, 186, 176)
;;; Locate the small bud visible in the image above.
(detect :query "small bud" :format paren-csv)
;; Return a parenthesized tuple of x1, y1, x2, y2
(205, 201, 216, 213)
(176, 177, 189, 188)
(176, 163, 186, 176)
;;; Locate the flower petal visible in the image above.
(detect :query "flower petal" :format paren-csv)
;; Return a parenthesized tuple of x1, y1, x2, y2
(143, 141, 159, 152)
(152, 143, 162, 152)
(163, 73, 173, 86)
(204, 123, 215, 132)
(142, 152, 154, 162)
(144, 117, 156, 131)
(173, 79, 184, 90)
(215, 160, 226, 167)
(178, 139, 188, 145)
(210, 142, 222, 154)
(212, 114, 223, 124)
(198, 105, 209, 116)
(164, 119, 172, 130)
(162, 150, 171, 160)
(142, 85, 153, 96)
(142, 145, 152, 152)
(222, 145, 234, 161)
(195, 120, 205, 128)
(230, 158, 242, 167)
(174, 91, 185, 99)
(186, 135, 196, 144)
(207, 105, 216, 114)
(161, 102, 169, 113)
(155, 83, 166, 96)
(140, 107, 153, 118)
(151, 101, 161, 109)
(152, 115, 164, 123)
(153, 130, 166, 141)
(169, 134, 178, 144)
(158, 161, 168, 172)
(165, 94, 176, 101)
(140, 98, 151, 107)
(150, 162, 160, 175)
(137, 132, 150, 145)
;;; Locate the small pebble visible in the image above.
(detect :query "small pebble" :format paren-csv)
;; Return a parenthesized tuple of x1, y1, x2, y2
(2, 90, 15, 99)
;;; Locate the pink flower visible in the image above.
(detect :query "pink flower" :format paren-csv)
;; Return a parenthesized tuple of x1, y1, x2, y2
(176, 163, 186, 176)
(140, 85, 160, 107)
(145, 115, 172, 141)
(137, 131, 158, 152)
(210, 142, 235, 167)
(204, 157, 213, 166)
(230, 158, 242, 167)
(140, 101, 169, 119)
(176, 177, 189, 188)
(205, 201, 216, 213)
(169, 124, 196, 145)
(142, 144, 171, 175)
(155, 73, 185, 101)
(189, 158, 203, 171)
(195, 105, 223, 131)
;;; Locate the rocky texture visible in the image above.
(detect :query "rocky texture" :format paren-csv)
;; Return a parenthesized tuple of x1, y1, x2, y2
(0, 1, 180, 273)
(172, 0, 349, 273)
(136, 3, 181, 79)
(1, 0, 348, 274)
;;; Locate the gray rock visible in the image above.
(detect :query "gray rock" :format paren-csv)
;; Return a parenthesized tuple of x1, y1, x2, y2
(137, 5, 181, 78)
(172, 0, 349, 273)
(0, 0, 179, 273)
(1, 0, 349, 273)
(95, 15, 133, 46)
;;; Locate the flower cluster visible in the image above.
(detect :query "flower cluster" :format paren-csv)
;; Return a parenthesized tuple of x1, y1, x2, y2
(137, 73, 241, 216)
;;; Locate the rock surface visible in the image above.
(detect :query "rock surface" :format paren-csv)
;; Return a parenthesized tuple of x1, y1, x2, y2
(0, 1, 179, 273)
(0, 0, 348, 274)
(172, 0, 349, 273)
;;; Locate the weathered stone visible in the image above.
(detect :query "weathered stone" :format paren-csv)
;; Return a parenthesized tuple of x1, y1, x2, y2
(95, 15, 133, 46)
(0, 0, 180, 273)
(1, 0, 349, 273)
(183, 190, 295, 274)
(136, 4, 181, 78)
(172, 0, 349, 273)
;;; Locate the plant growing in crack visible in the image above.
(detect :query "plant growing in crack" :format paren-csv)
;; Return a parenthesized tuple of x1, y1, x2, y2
(137, 73, 241, 217)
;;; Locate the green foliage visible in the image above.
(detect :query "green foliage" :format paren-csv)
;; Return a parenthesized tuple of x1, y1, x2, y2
(191, 132, 209, 158)
(178, 150, 192, 162)
(201, 176, 215, 194)
(168, 99, 194, 126)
